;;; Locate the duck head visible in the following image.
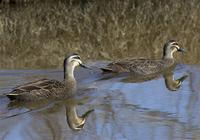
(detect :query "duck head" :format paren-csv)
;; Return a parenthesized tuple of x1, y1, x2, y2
(163, 40, 185, 59)
(64, 53, 90, 79)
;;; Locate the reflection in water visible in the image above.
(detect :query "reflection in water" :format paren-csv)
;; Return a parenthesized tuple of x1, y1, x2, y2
(100, 66, 188, 92)
(0, 67, 94, 139)
(65, 99, 94, 131)
(0, 97, 94, 140)
(163, 71, 188, 91)
(1, 63, 200, 140)
(6, 97, 94, 132)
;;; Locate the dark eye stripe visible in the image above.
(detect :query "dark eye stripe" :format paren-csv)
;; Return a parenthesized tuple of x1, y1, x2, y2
(73, 56, 80, 59)
(172, 42, 178, 45)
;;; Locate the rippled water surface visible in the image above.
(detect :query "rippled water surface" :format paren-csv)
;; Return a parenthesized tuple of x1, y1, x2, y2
(1, 1, 200, 139)
(0, 62, 200, 140)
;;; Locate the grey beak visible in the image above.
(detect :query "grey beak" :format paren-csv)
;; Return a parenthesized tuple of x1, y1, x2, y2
(178, 48, 186, 53)
(81, 109, 94, 118)
(177, 74, 188, 82)
(79, 63, 92, 70)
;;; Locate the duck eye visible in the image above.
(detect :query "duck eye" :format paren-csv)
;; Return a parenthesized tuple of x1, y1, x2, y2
(73, 56, 80, 60)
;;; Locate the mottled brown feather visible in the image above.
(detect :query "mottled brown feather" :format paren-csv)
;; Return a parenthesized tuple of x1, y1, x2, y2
(101, 58, 175, 75)
(7, 78, 67, 101)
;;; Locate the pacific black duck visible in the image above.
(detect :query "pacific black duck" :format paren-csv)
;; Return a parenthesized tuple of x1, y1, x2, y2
(101, 40, 185, 75)
(6, 54, 89, 101)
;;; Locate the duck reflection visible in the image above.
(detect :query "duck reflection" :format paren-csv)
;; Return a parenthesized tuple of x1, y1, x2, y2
(0, 96, 94, 139)
(121, 70, 188, 91)
(101, 67, 188, 91)
(65, 99, 94, 131)
(163, 71, 188, 91)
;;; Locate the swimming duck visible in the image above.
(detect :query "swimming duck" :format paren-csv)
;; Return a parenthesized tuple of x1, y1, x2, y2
(6, 54, 89, 101)
(101, 40, 185, 75)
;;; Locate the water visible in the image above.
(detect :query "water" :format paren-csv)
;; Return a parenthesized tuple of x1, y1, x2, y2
(0, 62, 199, 140)
(0, 1, 200, 139)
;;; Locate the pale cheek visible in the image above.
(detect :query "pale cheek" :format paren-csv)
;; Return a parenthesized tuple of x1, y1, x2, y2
(74, 61, 79, 67)
(171, 49, 177, 55)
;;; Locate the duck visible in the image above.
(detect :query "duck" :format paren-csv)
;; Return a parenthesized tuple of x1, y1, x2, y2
(101, 40, 185, 75)
(6, 53, 90, 101)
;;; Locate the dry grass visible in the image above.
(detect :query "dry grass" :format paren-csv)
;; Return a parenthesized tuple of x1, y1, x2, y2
(0, 0, 200, 68)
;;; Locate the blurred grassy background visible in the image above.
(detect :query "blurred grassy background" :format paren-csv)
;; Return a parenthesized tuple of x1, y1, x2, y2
(0, 0, 200, 68)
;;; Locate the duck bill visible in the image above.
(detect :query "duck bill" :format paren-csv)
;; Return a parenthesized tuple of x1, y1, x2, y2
(79, 63, 91, 70)
(178, 48, 186, 53)
(81, 109, 94, 118)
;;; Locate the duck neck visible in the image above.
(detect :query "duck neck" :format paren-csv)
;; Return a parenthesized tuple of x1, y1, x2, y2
(64, 59, 75, 81)
(163, 48, 178, 60)
(63, 59, 77, 96)
(163, 52, 174, 60)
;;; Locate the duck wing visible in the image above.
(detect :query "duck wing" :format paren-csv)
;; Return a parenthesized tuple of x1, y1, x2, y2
(129, 59, 168, 75)
(7, 79, 65, 101)
(101, 58, 135, 73)
(102, 58, 173, 75)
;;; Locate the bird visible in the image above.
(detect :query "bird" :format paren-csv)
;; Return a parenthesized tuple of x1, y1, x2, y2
(101, 40, 185, 75)
(6, 54, 90, 101)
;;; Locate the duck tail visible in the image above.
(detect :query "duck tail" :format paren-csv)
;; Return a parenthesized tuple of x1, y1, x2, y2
(6, 93, 19, 100)
(100, 68, 114, 73)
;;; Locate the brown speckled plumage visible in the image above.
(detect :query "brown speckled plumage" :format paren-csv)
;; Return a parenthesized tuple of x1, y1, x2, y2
(7, 79, 66, 101)
(101, 40, 185, 75)
(6, 54, 88, 101)
(101, 58, 174, 75)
